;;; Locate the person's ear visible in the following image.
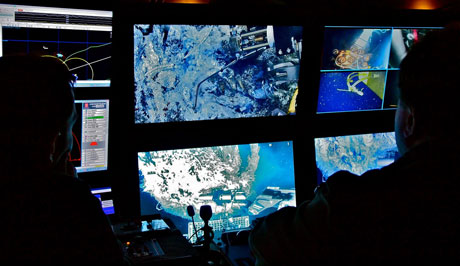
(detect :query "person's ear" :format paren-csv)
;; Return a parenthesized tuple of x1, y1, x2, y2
(49, 131, 61, 163)
(403, 106, 416, 139)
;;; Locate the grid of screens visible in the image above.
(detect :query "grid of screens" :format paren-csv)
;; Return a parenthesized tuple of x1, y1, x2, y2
(138, 141, 296, 239)
(134, 24, 303, 124)
(315, 132, 399, 184)
(0, 4, 112, 87)
(72, 100, 109, 173)
(317, 26, 440, 113)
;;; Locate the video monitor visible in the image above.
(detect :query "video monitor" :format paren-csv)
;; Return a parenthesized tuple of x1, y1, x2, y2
(138, 141, 296, 241)
(317, 26, 441, 113)
(315, 132, 399, 184)
(71, 99, 109, 173)
(134, 24, 303, 124)
(91, 187, 115, 215)
(0, 4, 112, 87)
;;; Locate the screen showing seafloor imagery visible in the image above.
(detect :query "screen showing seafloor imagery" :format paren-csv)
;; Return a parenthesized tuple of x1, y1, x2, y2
(317, 27, 439, 113)
(315, 132, 399, 184)
(134, 24, 303, 124)
(138, 141, 296, 241)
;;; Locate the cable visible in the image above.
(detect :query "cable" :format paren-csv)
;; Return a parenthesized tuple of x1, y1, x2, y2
(65, 57, 94, 80)
(41, 55, 69, 70)
(187, 227, 203, 243)
(65, 42, 111, 60)
(193, 47, 266, 110)
(191, 216, 198, 243)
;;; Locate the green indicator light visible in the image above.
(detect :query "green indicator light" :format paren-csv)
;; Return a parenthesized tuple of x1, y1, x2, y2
(87, 116, 104, 119)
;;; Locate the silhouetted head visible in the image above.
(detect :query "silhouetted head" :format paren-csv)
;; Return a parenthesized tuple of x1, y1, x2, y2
(395, 23, 460, 155)
(0, 56, 76, 175)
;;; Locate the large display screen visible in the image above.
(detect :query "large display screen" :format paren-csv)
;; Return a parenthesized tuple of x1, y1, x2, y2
(138, 141, 296, 240)
(317, 26, 440, 113)
(315, 132, 399, 184)
(134, 24, 303, 123)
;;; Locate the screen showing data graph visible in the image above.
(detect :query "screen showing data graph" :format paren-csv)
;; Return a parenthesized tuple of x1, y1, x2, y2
(0, 4, 112, 87)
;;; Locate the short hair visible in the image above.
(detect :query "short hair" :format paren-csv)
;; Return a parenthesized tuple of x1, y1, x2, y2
(399, 23, 460, 138)
(0, 56, 75, 157)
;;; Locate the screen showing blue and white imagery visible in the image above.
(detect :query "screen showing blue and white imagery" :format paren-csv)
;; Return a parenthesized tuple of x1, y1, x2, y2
(315, 132, 399, 184)
(138, 141, 296, 241)
(134, 25, 303, 123)
(317, 27, 438, 113)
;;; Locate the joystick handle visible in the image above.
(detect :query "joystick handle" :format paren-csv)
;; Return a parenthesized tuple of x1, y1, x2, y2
(200, 205, 212, 222)
(199, 205, 214, 251)
(187, 205, 195, 217)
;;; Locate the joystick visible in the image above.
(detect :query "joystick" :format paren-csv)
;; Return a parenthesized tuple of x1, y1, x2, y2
(200, 205, 214, 250)
(187, 205, 198, 243)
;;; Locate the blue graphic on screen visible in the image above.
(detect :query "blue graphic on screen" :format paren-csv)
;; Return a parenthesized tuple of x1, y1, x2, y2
(315, 132, 399, 184)
(138, 141, 296, 238)
(321, 28, 392, 71)
(134, 24, 303, 124)
(317, 26, 440, 113)
(317, 71, 385, 112)
(91, 188, 115, 215)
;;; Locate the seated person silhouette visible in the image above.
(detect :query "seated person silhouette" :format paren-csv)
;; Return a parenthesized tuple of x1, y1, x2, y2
(249, 24, 460, 265)
(0, 56, 126, 265)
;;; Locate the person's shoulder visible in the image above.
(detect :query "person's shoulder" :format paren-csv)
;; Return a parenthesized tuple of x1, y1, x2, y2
(325, 160, 402, 190)
(326, 170, 359, 188)
(359, 164, 395, 180)
(358, 153, 414, 187)
(48, 174, 95, 202)
(50, 173, 90, 189)
(324, 165, 399, 201)
(323, 171, 363, 203)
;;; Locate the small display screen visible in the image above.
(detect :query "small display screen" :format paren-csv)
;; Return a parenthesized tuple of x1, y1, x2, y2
(134, 24, 303, 123)
(317, 26, 440, 113)
(91, 187, 115, 215)
(315, 132, 399, 184)
(71, 100, 109, 173)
